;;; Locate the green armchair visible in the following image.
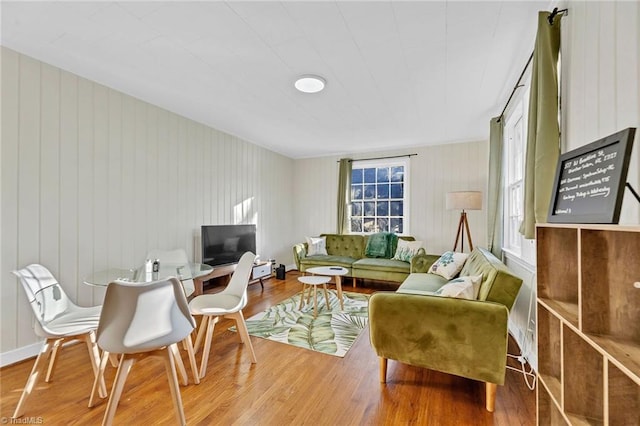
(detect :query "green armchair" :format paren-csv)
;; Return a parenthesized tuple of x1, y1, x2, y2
(369, 247, 523, 412)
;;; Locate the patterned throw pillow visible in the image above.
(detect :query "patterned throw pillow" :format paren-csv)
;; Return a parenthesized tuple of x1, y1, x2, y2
(428, 251, 469, 280)
(435, 274, 483, 299)
(306, 236, 328, 256)
(392, 239, 423, 262)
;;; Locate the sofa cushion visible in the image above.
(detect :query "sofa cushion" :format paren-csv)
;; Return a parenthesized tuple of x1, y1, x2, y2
(435, 275, 483, 299)
(321, 234, 366, 259)
(428, 251, 469, 279)
(365, 232, 396, 258)
(396, 273, 446, 295)
(306, 236, 328, 256)
(392, 239, 423, 262)
(300, 255, 357, 269)
(353, 257, 411, 273)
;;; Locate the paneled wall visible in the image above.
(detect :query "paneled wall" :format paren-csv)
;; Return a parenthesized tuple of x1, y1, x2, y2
(0, 47, 295, 363)
(293, 141, 489, 254)
(562, 0, 640, 223)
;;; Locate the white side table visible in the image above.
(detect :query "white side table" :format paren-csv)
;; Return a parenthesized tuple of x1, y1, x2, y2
(297, 275, 331, 318)
(305, 266, 349, 310)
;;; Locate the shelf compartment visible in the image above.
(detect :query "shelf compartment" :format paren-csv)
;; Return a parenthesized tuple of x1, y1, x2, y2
(608, 361, 640, 425)
(538, 303, 562, 403)
(537, 226, 579, 327)
(580, 229, 640, 342)
(588, 334, 640, 384)
(563, 325, 604, 425)
(538, 384, 568, 425)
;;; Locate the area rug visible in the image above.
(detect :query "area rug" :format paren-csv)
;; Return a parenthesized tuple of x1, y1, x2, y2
(237, 290, 369, 357)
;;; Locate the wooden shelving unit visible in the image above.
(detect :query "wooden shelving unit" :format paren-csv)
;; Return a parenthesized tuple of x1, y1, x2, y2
(536, 223, 640, 426)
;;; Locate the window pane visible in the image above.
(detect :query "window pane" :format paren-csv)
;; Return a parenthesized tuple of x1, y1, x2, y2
(363, 202, 375, 216)
(391, 166, 404, 182)
(351, 202, 362, 216)
(390, 184, 404, 199)
(351, 168, 363, 184)
(350, 218, 362, 233)
(390, 218, 403, 233)
(364, 185, 376, 199)
(376, 218, 389, 232)
(390, 201, 403, 216)
(376, 167, 390, 183)
(363, 218, 376, 233)
(377, 184, 389, 199)
(351, 184, 363, 200)
(364, 168, 376, 183)
(376, 201, 389, 216)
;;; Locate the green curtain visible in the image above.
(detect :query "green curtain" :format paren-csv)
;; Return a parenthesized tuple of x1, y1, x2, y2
(337, 158, 352, 234)
(520, 11, 561, 239)
(488, 117, 503, 258)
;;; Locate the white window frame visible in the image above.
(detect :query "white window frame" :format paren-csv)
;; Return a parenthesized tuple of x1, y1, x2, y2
(348, 158, 410, 235)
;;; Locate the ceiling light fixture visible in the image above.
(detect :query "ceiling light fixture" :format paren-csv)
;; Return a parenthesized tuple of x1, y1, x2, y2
(294, 75, 326, 93)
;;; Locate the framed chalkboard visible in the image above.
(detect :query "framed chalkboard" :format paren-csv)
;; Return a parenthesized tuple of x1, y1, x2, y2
(547, 127, 636, 223)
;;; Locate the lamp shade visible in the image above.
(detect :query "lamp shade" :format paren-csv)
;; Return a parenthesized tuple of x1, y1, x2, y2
(446, 191, 482, 211)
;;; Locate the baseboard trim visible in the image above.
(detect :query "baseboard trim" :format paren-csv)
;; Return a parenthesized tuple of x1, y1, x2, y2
(1, 341, 42, 367)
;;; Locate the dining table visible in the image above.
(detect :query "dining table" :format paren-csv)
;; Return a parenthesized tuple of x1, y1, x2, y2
(83, 262, 214, 298)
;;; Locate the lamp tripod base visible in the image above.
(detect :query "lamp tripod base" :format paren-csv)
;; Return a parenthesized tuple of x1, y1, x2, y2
(452, 211, 474, 253)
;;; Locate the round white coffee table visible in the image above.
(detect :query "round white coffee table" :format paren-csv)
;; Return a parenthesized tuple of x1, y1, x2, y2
(306, 266, 349, 310)
(298, 275, 331, 318)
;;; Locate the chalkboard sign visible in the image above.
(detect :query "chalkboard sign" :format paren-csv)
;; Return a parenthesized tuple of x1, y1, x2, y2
(547, 127, 636, 223)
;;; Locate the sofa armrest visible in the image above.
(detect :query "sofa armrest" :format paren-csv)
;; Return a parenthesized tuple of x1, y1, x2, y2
(369, 292, 510, 385)
(410, 248, 440, 273)
(293, 243, 307, 270)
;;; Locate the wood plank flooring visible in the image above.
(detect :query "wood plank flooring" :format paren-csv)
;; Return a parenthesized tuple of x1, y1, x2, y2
(0, 272, 536, 425)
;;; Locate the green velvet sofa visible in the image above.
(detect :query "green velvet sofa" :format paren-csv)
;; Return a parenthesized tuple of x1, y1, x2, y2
(292, 234, 417, 286)
(369, 247, 523, 412)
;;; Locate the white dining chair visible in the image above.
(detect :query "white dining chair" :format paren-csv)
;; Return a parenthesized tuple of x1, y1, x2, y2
(189, 251, 257, 378)
(11, 264, 106, 418)
(146, 248, 200, 385)
(89, 277, 195, 426)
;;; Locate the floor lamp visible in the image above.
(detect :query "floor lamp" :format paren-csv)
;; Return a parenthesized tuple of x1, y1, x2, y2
(446, 191, 482, 252)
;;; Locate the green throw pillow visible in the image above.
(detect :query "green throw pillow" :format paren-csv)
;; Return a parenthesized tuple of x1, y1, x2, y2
(365, 232, 397, 258)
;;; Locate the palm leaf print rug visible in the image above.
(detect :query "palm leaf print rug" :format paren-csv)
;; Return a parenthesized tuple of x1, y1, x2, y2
(238, 290, 369, 357)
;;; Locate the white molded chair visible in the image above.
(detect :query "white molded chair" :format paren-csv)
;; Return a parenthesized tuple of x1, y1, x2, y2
(89, 277, 195, 426)
(189, 251, 257, 378)
(146, 248, 200, 385)
(11, 264, 106, 418)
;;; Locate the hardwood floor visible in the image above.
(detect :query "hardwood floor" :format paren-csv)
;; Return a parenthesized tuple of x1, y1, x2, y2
(0, 272, 536, 425)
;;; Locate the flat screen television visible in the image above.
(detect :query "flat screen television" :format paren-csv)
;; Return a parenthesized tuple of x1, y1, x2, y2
(201, 224, 256, 267)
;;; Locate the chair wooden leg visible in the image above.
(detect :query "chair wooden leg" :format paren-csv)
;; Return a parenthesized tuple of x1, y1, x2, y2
(199, 316, 217, 379)
(161, 347, 187, 426)
(485, 382, 497, 412)
(102, 355, 135, 426)
(183, 335, 200, 385)
(89, 351, 111, 408)
(13, 338, 56, 418)
(193, 315, 208, 354)
(45, 338, 63, 382)
(228, 311, 257, 364)
(84, 331, 107, 398)
(379, 357, 388, 383)
(170, 343, 189, 386)
(353, 277, 357, 288)
(108, 353, 119, 367)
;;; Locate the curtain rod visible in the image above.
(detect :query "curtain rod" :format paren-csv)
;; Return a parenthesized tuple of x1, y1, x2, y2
(337, 153, 417, 163)
(496, 8, 568, 123)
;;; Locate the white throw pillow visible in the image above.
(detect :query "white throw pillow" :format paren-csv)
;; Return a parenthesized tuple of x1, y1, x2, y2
(392, 240, 423, 262)
(435, 274, 483, 299)
(428, 251, 469, 280)
(306, 236, 328, 256)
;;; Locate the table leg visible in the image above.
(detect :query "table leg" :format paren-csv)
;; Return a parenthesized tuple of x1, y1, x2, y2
(298, 284, 306, 310)
(336, 276, 344, 310)
(313, 285, 318, 318)
(322, 283, 330, 310)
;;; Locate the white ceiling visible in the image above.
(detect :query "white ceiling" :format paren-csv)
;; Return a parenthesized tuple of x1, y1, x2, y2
(1, 1, 551, 159)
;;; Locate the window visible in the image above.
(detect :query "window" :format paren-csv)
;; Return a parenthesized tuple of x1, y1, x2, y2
(349, 159, 408, 234)
(504, 102, 526, 253)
